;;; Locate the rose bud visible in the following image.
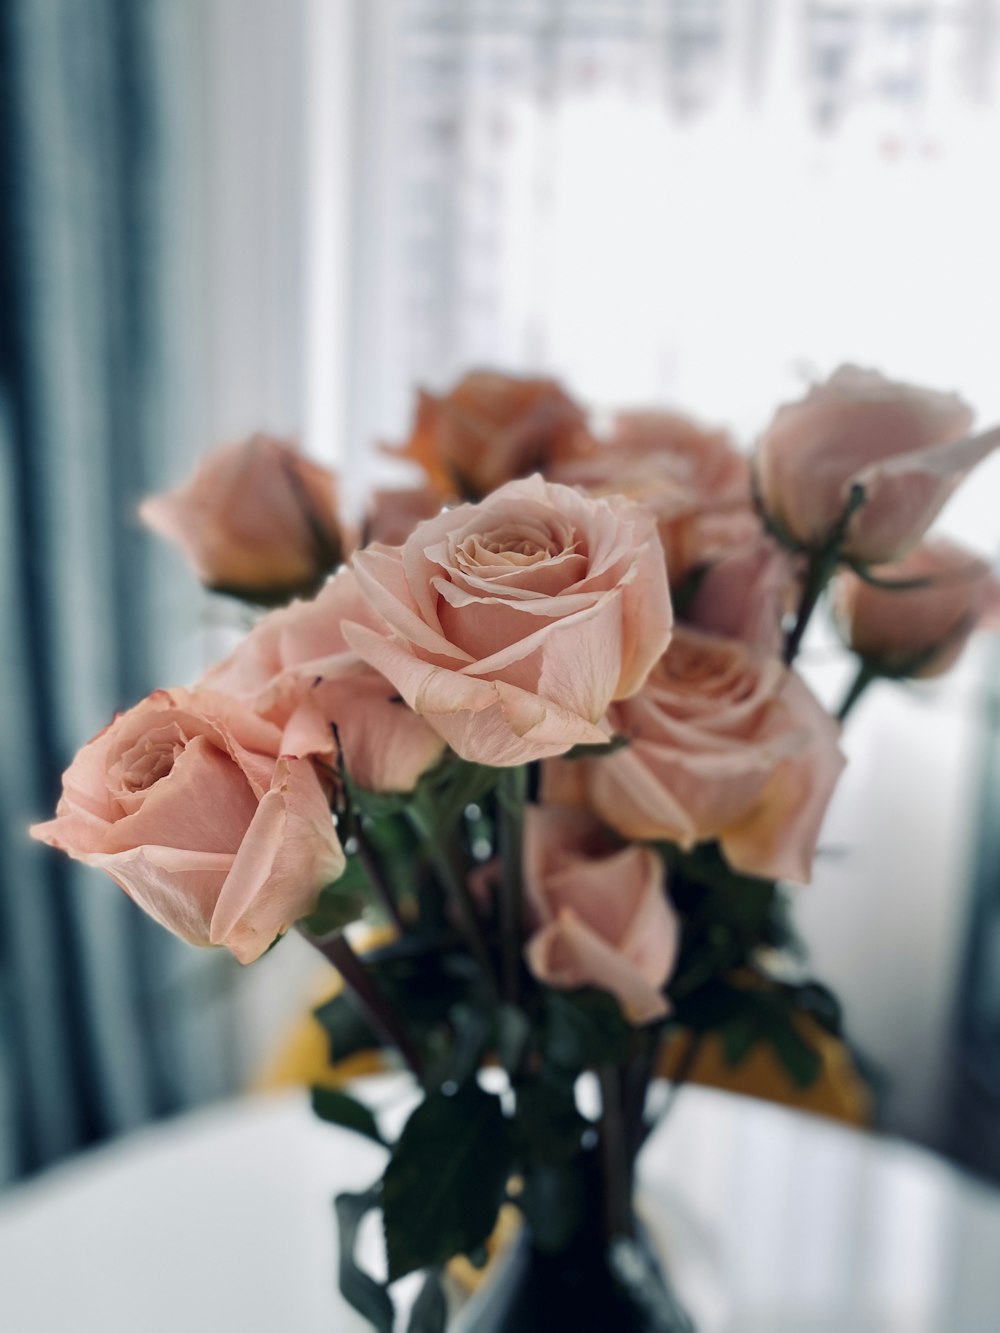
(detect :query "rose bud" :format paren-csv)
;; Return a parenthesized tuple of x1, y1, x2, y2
(544, 627, 845, 885)
(388, 370, 593, 500)
(755, 365, 999, 565)
(201, 568, 446, 793)
(140, 434, 350, 601)
(362, 485, 445, 548)
(30, 690, 345, 962)
(343, 475, 673, 767)
(523, 806, 679, 1025)
(683, 536, 799, 658)
(832, 538, 1000, 679)
(550, 409, 758, 585)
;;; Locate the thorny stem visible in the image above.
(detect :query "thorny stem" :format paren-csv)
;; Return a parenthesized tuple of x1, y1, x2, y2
(297, 926, 424, 1079)
(352, 817, 407, 935)
(497, 766, 529, 1005)
(837, 659, 878, 722)
(637, 1028, 706, 1152)
(597, 1066, 635, 1242)
(783, 484, 867, 667)
(405, 806, 500, 1003)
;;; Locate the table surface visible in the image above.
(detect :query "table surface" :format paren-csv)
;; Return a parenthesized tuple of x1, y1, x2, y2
(1, 1078, 998, 1333)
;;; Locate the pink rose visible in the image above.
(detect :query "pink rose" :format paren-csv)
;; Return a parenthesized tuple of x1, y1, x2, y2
(523, 806, 679, 1024)
(832, 539, 1000, 679)
(30, 689, 344, 962)
(362, 486, 445, 548)
(551, 410, 758, 585)
(201, 569, 446, 793)
(389, 371, 593, 500)
(683, 536, 798, 657)
(343, 475, 673, 767)
(755, 366, 998, 564)
(544, 627, 844, 884)
(140, 434, 350, 598)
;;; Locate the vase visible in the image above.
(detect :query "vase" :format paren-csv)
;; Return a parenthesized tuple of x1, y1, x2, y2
(450, 1149, 697, 1333)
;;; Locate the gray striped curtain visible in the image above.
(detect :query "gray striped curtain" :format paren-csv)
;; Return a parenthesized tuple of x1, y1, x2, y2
(0, 0, 245, 1180)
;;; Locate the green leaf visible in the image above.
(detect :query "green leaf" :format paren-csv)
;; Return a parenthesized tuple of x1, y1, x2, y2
(720, 1011, 761, 1067)
(382, 1085, 513, 1281)
(513, 1079, 588, 1163)
(334, 1188, 395, 1333)
(412, 755, 504, 831)
(313, 990, 383, 1064)
(495, 1003, 532, 1076)
(420, 1002, 490, 1093)
(562, 733, 630, 761)
(406, 1270, 448, 1333)
(299, 858, 369, 936)
(544, 989, 633, 1071)
(793, 981, 842, 1035)
(311, 1087, 385, 1145)
(765, 1013, 822, 1089)
(670, 979, 745, 1033)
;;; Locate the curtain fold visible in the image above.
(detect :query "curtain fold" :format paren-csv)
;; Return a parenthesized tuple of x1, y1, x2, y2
(0, 0, 242, 1181)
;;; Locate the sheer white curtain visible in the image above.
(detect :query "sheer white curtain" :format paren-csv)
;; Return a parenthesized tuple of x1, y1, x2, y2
(307, 0, 1000, 1156)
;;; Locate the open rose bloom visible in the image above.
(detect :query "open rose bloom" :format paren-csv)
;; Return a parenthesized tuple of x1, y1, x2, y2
(31, 689, 344, 962)
(343, 474, 673, 766)
(32, 362, 996, 1324)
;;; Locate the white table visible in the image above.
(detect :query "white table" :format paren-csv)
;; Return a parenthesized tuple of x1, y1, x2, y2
(1, 1080, 998, 1333)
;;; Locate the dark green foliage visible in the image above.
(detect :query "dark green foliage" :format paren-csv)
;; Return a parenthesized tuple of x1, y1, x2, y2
(335, 1189, 395, 1333)
(311, 1087, 385, 1145)
(543, 989, 633, 1071)
(406, 1270, 448, 1333)
(382, 1085, 514, 1281)
(299, 858, 370, 936)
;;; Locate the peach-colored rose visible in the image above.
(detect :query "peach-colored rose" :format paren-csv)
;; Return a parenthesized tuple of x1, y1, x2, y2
(684, 536, 798, 657)
(832, 539, 1000, 679)
(140, 434, 350, 598)
(756, 366, 999, 564)
(389, 371, 593, 500)
(550, 410, 758, 584)
(523, 806, 679, 1024)
(30, 689, 344, 962)
(544, 627, 844, 884)
(343, 475, 673, 767)
(362, 485, 445, 548)
(201, 569, 446, 793)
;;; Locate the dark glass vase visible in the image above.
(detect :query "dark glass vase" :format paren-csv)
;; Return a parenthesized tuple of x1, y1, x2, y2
(454, 1155, 697, 1333)
(460, 1225, 696, 1333)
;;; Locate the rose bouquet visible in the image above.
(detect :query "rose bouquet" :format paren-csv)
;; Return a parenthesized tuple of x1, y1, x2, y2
(32, 369, 1000, 1331)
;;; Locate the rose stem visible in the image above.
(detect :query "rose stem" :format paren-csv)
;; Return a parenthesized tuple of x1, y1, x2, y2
(783, 483, 867, 667)
(352, 817, 407, 935)
(298, 927, 424, 1079)
(630, 1027, 706, 1157)
(622, 1026, 664, 1159)
(597, 1066, 635, 1242)
(836, 659, 878, 723)
(497, 765, 528, 1005)
(405, 807, 500, 1004)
